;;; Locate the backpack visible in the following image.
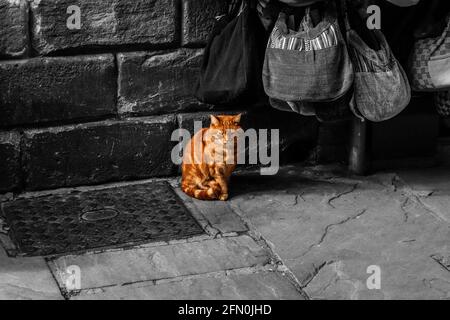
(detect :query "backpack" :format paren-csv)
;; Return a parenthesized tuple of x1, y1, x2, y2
(195, 0, 267, 106)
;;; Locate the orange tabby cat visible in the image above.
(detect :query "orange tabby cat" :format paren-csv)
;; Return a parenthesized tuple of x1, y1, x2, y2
(181, 114, 242, 201)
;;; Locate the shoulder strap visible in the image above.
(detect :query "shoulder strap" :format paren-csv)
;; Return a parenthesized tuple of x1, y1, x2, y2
(229, 0, 244, 18)
(429, 15, 450, 57)
(336, 0, 350, 32)
(299, 7, 308, 31)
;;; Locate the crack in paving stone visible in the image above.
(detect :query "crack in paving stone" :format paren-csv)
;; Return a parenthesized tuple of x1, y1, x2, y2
(308, 261, 366, 300)
(394, 177, 448, 224)
(229, 201, 310, 300)
(327, 183, 359, 209)
(293, 193, 306, 206)
(301, 260, 336, 289)
(400, 239, 416, 243)
(69, 265, 278, 298)
(202, 222, 221, 239)
(431, 254, 450, 272)
(294, 208, 369, 261)
(399, 197, 412, 223)
(310, 265, 345, 297)
(392, 174, 435, 198)
(314, 276, 338, 297)
(411, 194, 449, 223)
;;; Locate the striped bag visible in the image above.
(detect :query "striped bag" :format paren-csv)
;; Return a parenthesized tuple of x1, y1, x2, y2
(262, 4, 354, 102)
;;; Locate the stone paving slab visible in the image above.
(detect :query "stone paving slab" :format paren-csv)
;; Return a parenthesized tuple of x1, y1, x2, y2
(0, 248, 63, 300)
(189, 199, 248, 235)
(71, 271, 304, 300)
(49, 235, 270, 292)
(229, 165, 450, 300)
(171, 182, 248, 235)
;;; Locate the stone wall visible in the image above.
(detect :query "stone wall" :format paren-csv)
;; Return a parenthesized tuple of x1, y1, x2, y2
(0, 0, 348, 193)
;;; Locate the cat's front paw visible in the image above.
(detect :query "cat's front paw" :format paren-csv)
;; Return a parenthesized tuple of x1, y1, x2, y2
(219, 194, 229, 201)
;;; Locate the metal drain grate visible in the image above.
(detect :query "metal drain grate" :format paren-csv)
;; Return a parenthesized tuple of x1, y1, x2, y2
(2, 182, 204, 256)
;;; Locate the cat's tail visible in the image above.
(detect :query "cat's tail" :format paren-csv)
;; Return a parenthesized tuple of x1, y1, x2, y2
(181, 183, 220, 201)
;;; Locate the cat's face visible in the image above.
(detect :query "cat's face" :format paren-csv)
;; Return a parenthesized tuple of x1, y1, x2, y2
(209, 115, 242, 145)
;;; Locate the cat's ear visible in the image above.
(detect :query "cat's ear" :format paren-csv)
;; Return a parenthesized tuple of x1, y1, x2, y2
(234, 114, 242, 124)
(210, 115, 220, 126)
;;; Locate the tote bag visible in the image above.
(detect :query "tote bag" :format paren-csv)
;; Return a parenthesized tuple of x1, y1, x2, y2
(343, 1, 411, 122)
(410, 15, 450, 92)
(434, 91, 450, 117)
(195, 0, 267, 105)
(262, 4, 354, 102)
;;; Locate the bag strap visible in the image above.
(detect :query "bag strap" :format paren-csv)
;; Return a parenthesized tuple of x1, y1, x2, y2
(429, 15, 450, 57)
(301, 7, 312, 32)
(228, 0, 244, 18)
(341, 0, 351, 32)
(334, 0, 350, 33)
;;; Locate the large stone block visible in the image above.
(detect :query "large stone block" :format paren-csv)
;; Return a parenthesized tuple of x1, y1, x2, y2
(182, 0, 228, 46)
(0, 0, 28, 58)
(118, 49, 206, 116)
(0, 131, 21, 193)
(22, 116, 177, 191)
(0, 54, 116, 127)
(31, 0, 178, 55)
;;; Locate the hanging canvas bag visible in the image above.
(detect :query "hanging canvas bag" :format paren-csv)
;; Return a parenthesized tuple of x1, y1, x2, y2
(409, 14, 450, 92)
(262, 3, 354, 102)
(195, 0, 267, 105)
(342, 0, 411, 122)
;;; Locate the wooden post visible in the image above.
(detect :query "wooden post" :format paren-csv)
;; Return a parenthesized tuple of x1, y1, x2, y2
(349, 116, 368, 175)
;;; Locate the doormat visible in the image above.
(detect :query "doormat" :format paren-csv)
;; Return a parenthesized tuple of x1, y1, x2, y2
(2, 182, 204, 257)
